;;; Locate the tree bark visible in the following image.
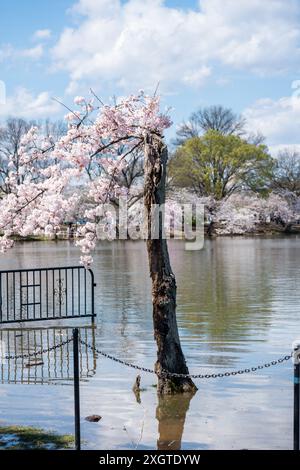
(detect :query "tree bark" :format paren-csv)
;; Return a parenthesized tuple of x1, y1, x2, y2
(144, 133, 197, 394)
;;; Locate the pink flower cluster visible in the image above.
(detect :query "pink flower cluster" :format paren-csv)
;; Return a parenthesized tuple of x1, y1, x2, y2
(0, 92, 172, 266)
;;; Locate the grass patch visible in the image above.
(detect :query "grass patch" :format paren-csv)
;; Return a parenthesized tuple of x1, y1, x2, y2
(0, 425, 74, 450)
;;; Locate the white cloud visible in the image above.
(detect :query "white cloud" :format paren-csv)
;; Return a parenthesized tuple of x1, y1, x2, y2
(244, 95, 300, 150)
(0, 88, 61, 119)
(268, 144, 300, 156)
(51, 0, 300, 93)
(33, 29, 52, 41)
(0, 44, 14, 62)
(20, 44, 44, 59)
(182, 66, 211, 87)
(201, 0, 300, 74)
(0, 81, 5, 105)
(0, 44, 44, 62)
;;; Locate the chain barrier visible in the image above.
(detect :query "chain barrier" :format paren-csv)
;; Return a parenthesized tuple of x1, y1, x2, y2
(79, 339, 292, 379)
(80, 339, 156, 374)
(1, 337, 73, 361)
(0, 335, 292, 378)
(1, 331, 297, 450)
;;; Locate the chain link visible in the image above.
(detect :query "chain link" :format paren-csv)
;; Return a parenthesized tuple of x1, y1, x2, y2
(79, 339, 292, 379)
(0, 335, 292, 378)
(1, 337, 73, 361)
(80, 339, 156, 374)
(160, 354, 293, 379)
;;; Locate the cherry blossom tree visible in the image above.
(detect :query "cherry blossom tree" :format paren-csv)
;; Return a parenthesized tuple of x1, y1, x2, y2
(0, 91, 197, 394)
(214, 193, 294, 235)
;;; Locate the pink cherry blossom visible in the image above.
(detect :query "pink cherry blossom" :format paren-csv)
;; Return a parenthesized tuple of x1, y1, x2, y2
(0, 92, 172, 263)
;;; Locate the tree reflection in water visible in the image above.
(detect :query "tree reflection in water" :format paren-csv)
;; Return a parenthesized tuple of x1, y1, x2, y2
(156, 392, 196, 450)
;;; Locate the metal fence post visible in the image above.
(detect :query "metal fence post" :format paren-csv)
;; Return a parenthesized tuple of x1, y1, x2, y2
(88, 269, 96, 325)
(73, 328, 81, 451)
(292, 340, 300, 451)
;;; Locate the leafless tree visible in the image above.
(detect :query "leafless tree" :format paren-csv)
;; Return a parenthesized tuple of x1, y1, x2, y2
(174, 105, 246, 146)
(85, 144, 144, 208)
(0, 118, 67, 195)
(270, 149, 300, 198)
(0, 118, 33, 193)
(43, 118, 68, 143)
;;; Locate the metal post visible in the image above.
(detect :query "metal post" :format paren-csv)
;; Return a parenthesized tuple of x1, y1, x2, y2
(73, 328, 81, 450)
(88, 269, 96, 324)
(292, 340, 300, 451)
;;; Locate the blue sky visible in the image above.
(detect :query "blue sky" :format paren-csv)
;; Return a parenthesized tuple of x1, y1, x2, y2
(1, 0, 300, 152)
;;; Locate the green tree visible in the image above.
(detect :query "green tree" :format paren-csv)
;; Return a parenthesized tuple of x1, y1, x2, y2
(169, 130, 272, 199)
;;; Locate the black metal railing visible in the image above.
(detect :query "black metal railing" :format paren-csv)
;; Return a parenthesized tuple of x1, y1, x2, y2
(0, 266, 96, 324)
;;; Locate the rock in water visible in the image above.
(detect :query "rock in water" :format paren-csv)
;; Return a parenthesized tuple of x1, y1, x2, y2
(85, 415, 102, 422)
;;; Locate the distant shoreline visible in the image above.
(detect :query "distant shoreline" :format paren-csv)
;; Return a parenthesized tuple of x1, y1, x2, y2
(9, 225, 300, 245)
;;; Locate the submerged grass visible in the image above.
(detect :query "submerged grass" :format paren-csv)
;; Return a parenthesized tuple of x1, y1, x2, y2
(0, 425, 74, 450)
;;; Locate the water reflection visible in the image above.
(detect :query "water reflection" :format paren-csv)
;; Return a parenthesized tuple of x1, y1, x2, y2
(0, 326, 97, 384)
(0, 238, 299, 449)
(156, 393, 195, 450)
(172, 240, 274, 340)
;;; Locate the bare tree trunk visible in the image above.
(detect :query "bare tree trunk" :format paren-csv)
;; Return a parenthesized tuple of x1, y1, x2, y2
(144, 134, 197, 394)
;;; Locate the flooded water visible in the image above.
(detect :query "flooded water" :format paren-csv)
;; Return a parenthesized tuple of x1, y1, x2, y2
(0, 237, 300, 450)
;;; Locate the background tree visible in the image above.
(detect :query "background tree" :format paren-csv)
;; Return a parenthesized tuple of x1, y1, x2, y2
(269, 149, 300, 199)
(214, 193, 293, 235)
(0, 118, 33, 194)
(169, 131, 272, 199)
(84, 145, 144, 210)
(174, 105, 245, 146)
(0, 118, 67, 195)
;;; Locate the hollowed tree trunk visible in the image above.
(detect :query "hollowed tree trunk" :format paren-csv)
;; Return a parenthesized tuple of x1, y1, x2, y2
(144, 133, 197, 394)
